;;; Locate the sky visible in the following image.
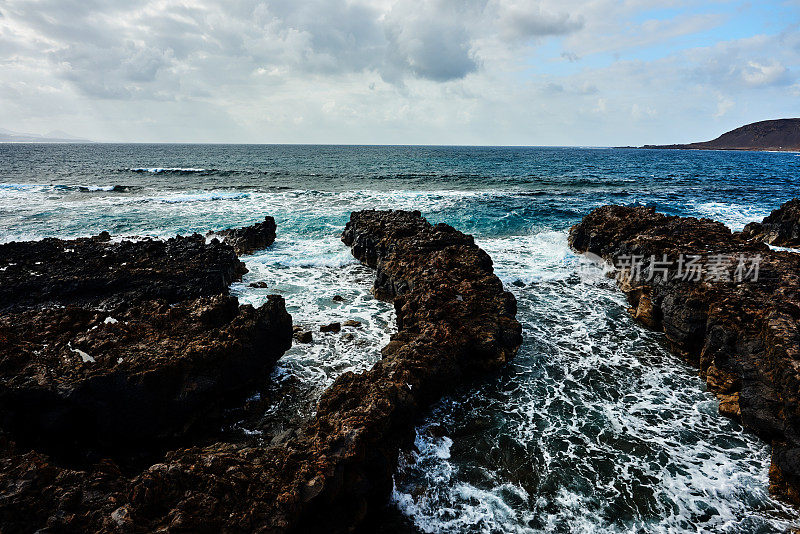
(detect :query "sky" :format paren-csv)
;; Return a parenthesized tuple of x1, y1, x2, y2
(0, 0, 798, 145)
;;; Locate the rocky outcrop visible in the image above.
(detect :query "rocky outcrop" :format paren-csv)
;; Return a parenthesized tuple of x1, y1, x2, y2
(742, 199, 800, 247)
(121, 210, 520, 532)
(0, 223, 294, 532)
(208, 216, 277, 255)
(569, 205, 800, 504)
(0, 294, 291, 464)
(0, 230, 292, 464)
(0, 211, 520, 532)
(0, 233, 247, 311)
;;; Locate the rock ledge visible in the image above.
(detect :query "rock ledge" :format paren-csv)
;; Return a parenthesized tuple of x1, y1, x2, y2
(570, 205, 800, 504)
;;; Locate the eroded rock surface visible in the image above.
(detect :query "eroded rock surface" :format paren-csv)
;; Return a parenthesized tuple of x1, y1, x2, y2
(0, 222, 293, 532)
(208, 216, 277, 255)
(122, 210, 521, 532)
(742, 198, 800, 247)
(0, 233, 246, 311)
(0, 294, 291, 463)
(569, 205, 800, 504)
(0, 211, 520, 533)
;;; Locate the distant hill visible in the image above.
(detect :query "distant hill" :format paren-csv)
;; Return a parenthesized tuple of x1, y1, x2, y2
(0, 128, 93, 143)
(642, 118, 800, 152)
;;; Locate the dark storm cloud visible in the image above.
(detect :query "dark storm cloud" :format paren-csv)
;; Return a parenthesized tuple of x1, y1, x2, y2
(0, 0, 586, 99)
(500, 7, 583, 41)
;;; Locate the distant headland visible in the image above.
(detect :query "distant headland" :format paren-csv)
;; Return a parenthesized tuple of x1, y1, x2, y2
(0, 128, 93, 143)
(640, 118, 800, 152)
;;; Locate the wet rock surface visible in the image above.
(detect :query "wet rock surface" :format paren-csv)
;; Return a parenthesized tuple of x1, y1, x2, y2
(0, 294, 292, 464)
(0, 211, 521, 533)
(320, 321, 341, 333)
(742, 198, 800, 247)
(0, 222, 293, 532)
(208, 215, 277, 255)
(0, 233, 246, 311)
(569, 204, 800, 505)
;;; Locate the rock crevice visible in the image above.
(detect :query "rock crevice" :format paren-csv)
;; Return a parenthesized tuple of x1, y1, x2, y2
(0, 210, 521, 533)
(742, 199, 800, 247)
(569, 204, 800, 504)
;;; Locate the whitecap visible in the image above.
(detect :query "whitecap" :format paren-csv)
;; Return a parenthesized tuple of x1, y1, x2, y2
(689, 201, 771, 231)
(128, 167, 207, 173)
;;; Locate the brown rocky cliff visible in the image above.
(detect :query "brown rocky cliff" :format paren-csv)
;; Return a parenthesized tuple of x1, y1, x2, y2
(569, 205, 800, 504)
(0, 210, 521, 533)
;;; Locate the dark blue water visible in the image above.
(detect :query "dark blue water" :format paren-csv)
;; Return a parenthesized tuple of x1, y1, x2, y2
(2, 144, 799, 532)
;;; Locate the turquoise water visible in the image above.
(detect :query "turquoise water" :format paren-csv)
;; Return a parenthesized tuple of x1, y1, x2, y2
(1, 144, 799, 532)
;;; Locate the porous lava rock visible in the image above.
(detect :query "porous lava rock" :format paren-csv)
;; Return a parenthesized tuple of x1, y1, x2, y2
(0, 211, 521, 533)
(742, 198, 800, 247)
(208, 216, 277, 255)
(570, 205, 800, 504)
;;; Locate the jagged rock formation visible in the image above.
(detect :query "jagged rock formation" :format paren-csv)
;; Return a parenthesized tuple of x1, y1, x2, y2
(742, 199, 800, 247)
(0, 233, 246, 310)
(122, 210, 521, 532)
(0, 294, 291, 464)
(0, 230, 292, 464)
(643, 118, 800, 152)
(0, 222, 294, 532)
(569, 205, 800, 504)
(208, 216, 277, 255)
(0, 210, 520, 533)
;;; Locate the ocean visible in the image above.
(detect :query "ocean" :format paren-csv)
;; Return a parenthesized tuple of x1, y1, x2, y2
(2, 143, 799, 532)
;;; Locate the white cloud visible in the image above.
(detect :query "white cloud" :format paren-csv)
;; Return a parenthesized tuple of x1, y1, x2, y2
(714, 94, 734, 117)
(741, 60, 789, 86)
(0, 0, 797, 144)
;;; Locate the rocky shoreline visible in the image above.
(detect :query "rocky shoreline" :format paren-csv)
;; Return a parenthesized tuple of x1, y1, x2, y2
(569, 201, 800, 504)
(0, 210, 522, 532)
(0, 220, 292, 531)
(208, 215, 277, 256)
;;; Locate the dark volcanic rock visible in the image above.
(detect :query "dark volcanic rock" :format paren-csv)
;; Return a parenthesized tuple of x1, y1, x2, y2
(0, 294, 292, 463)
(0, 211, 520, 533)
(320, 321, 341, 333)
(0, 225, 294, 532)
(0, 230, 292, 463)
(30, 210, 521, 533)
(294, 330, 313, 343)
(0, 234, 246, 311)
(569, 205, 800, 504)
(209, 216, 277, 255)
(742, 199, 800, 247)
(0, 438, 131, 533)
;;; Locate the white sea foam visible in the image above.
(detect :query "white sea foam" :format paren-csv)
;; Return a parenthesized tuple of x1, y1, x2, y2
(392, 230, 799, 533)
(689, 201, 772, 231)
(129, 167, 207, 173)
(156, 191, 251, 203)
(230, 235, 394, 411)
(0, 183, 39, 190)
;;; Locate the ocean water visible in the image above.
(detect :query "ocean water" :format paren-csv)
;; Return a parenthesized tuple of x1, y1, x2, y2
(1, 144, 799, 532)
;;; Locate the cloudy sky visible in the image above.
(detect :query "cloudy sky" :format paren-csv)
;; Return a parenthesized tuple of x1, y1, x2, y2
(0, 0, 798, 144)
